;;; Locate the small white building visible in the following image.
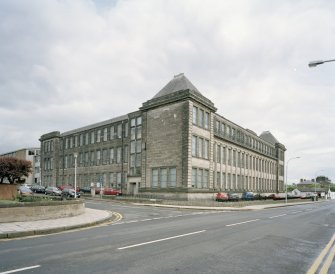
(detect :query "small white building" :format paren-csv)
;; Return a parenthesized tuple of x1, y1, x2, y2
(327, 189, 335, 200)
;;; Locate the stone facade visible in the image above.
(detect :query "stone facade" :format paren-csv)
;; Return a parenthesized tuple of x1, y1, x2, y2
(39, 74, 285, 199)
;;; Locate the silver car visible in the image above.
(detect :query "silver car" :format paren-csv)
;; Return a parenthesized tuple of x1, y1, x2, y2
(45, 186, 62, 196)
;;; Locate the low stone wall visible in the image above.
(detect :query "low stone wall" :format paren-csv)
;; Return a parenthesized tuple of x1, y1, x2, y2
(0, 200, 85, 223)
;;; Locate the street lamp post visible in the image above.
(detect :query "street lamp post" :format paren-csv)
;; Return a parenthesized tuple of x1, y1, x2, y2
(285, 157, 301, 204)
(308, 59, 335, 67)
(74, 153, 78, 199)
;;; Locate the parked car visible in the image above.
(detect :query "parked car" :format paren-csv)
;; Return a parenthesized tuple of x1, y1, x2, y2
(272, 193, 286, 200)
(216, 192, 229, 202)
(80, 186, 91, 193)
(45, 186, 62, 196)
(30, 184, 46, 193)
(62, 188, 81, 198)
(58, 185, 80, 192)
(101, 188, 122, 195)
(19, 186, 33, 196)
(228, 193, 240, 201)
(265, 193, 276, 200)
(242, 192, 254, 200)
(253, 193, 268, 200)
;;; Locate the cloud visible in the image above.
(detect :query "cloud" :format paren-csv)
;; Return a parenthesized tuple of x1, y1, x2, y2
(0, 0, 335, 182)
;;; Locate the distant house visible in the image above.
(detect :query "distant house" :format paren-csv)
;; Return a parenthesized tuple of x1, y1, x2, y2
(297, 179, 315, 188)
(0, 148, 41, 185)
(296, 179, 330, 198)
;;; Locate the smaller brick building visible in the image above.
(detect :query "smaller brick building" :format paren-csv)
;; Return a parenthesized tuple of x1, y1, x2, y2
(40, 74, 285, 199)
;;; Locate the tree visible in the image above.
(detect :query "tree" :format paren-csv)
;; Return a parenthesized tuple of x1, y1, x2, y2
(0, 157, 32, 184)
(287, 184, 296, 191)
(316, 176, 332, 188)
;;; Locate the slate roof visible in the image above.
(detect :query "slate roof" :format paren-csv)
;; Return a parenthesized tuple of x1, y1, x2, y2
(259, 131, 279, 145)
(142, 73, 216, 112)
(152, 73, 203, 99)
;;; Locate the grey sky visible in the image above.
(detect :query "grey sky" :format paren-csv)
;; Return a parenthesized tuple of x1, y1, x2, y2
(1, 0, 334, 183)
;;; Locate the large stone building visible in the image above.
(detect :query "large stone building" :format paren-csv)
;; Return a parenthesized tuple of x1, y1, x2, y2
(40, 74, 286, 199)
(1, 148, 41, 185)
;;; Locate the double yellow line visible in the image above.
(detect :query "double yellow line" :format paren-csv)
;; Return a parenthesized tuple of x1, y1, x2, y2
(307, 233, 335, 274)
(112, 212, 123, 223)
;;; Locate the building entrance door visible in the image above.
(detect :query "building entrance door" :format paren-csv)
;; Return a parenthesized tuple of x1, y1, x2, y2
(129, 182, 138, 195)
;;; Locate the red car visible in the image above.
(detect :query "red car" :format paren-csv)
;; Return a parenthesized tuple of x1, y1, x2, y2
(58, 185, 80, 192)
(216, 192, 229, 202)
(101, 188, 122, 196)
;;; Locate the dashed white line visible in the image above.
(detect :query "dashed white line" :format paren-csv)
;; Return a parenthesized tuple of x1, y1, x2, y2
(269, 214, 287, 219)
(118, 230, 206, 250)
(0, 265, 41, 274)
(291, 211, 302, 214)
(110, 211, 227, 226)
(226, 219, 260, 227)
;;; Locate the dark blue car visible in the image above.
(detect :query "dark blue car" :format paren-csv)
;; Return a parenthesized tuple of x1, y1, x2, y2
(242, 192, 254, 200)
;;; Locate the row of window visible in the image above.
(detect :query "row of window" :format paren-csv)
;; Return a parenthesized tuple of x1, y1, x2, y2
(192, 135, 209, 159)
(63, 123, 129, 150)
(129, 152, 142, 176)
(193, 106, 210, 130)
(44, 157, 53, 171)
(129, 117, 143, 176)
(213, 143, 277, 174)
(62, 146, 128, 168)
(60, 172, 128, 187)
(152, 167, 177, 188)
(43, 175, 53, 185)
(191, 167, 209, 189)
(43, 140, 54, 153)
(59, 116, 143, 151)
(214, 171, 278, 192)
(51, 150, 142, 176)
(214, 120, 276, 157)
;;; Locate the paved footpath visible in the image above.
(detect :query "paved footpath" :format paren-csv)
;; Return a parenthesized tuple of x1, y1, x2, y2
(0, 208, 117, 239)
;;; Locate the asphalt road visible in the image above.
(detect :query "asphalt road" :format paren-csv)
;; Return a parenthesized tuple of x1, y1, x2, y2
(1, 200, 334, 274)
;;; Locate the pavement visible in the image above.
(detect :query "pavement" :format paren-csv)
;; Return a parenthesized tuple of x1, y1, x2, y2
(0, 208, 118, 239)
(135, 200, 316, 211)
(0, 199, 321, 239)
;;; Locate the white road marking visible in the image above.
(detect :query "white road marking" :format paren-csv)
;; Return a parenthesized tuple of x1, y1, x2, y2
(291, 211, 302, 214)
(109, 211, 228, 226)
(0, 265, 41, 274)
(118, 230, 206, 250)
(226, 219, 260, 227)
(269, 214, 287, 219)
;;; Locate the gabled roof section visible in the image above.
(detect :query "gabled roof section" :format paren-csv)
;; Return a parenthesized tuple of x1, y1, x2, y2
(259, 131, 279, 145)
(141, 73, 216, 112)
(153, 73, 203, 99)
